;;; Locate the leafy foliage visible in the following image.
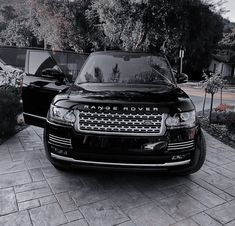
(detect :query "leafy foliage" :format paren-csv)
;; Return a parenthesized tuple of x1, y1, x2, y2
(0, 66, 24, 136)
(202, 73, 224, 94)
(0, 0, 225, 79)
(224, 112, 235, 133)
(87, 0, 224, 76)
(211, 111, 235, 133)
(0, 68, 24, 87)
(201, 72, 224, 123)
(0, 85, 22, 136)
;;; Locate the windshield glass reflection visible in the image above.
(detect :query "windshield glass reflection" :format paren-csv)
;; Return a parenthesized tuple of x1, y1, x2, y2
(76, 54, 174, 85)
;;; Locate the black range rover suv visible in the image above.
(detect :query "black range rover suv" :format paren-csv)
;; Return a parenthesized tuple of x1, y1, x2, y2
(22, 51, 206, 174)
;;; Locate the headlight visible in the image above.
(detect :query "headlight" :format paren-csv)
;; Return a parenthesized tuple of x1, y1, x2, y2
(165, 110, 196, 129)
(48, 105, 76, 125)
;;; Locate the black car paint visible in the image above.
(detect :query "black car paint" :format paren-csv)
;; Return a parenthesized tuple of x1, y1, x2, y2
(53, 84, 195, 114)
(22, 50, 88, 127)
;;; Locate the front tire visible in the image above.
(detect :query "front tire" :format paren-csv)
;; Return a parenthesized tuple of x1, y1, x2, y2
(169, 129, 206, 176)
(188, 129, 206, 174)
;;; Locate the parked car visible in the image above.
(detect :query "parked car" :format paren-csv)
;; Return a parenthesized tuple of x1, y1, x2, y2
(22, 51, 206, 174)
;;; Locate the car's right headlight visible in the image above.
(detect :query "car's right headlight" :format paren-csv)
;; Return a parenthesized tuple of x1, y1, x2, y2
(165, 110, 196, 129)
(48, 105, 76, 125)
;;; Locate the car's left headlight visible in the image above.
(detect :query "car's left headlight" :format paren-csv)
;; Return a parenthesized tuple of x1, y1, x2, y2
(48, 105, 76, 125)
(165, 110, 196, 129)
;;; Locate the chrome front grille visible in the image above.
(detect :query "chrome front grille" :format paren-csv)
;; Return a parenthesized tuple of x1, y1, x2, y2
(76, 110, 166, 136)
(168, 140, 195, 151)
(48, 134, 72, 148)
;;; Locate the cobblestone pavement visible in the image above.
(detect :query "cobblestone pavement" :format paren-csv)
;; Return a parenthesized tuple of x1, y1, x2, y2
(0, 126, 235, 226)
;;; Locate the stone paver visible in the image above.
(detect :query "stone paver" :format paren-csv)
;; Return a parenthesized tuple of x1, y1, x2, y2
(29, 203, 67, 226)
(0, 188, 17, 216)
(0, 126, 235, 226)
(0, 210, 32, 226)
(79, 199, 128, 226)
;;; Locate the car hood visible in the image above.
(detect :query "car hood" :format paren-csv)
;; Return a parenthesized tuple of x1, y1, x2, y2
(52, 83, 195, 113)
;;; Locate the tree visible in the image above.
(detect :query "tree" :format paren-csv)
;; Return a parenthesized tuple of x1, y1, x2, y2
(0, 3, 35, 47)
(87, 0, 224, 78)
(0, 5, 17, 21)
(86, 0, 179, 52)
(218, 19, 235, 50)
(0, 0, 225, 73)
(202, 73, 224, 124)
(170, 0, 224, 79)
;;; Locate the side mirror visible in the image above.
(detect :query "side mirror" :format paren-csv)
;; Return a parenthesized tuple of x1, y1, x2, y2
(42, 68, 65, 79)
(176, 73, 188, 84)
(42, 68, 66, 84)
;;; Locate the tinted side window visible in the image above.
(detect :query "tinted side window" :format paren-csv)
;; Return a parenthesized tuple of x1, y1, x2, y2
(28, 51, 57, 76)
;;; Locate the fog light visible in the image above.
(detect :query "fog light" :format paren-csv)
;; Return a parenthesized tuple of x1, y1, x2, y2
(52, 147, 68, 156)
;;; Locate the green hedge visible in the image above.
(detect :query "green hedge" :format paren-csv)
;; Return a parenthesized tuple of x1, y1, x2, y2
(0, 85, 22, 136)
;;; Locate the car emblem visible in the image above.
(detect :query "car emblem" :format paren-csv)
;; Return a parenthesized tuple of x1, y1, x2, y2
(143, 120, 153, 126)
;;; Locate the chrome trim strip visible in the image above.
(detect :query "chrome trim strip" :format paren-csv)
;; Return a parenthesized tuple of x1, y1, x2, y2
(49, 139, 72, 146)
(168, 144, 194, 148)
(49, 135, 71, 142)
(48, 142, 72, 149)
(168, 140, 194, 145)
(51, 153, 191, 167)
(23, 112, 46, 121)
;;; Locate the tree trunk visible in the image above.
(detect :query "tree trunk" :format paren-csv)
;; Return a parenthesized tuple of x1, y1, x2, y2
(209, 93, 214, 125)
(202, 91, 207, 115)
(44, 39, 47, 50)
(220, 87, 223, 105)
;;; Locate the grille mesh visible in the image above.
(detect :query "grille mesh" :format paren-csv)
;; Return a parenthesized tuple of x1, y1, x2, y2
(76, 110, 165, 136)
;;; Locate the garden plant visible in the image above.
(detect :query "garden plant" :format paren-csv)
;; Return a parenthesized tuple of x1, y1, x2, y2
(201, 72, 224, 124)
(0, 69, 24, 137)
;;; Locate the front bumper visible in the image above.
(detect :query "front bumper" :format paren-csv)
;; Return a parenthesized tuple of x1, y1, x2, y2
(44, 121, 200, 171)
(51, 153, 191, 167)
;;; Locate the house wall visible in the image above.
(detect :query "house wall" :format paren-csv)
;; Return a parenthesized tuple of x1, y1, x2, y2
(209, 59, 233, 77)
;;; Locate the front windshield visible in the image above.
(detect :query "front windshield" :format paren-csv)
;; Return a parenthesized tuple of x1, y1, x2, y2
(75, 53, 175, 86)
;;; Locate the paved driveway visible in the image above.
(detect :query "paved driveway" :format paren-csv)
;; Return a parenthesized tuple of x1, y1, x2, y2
(0, 126, 235, 226)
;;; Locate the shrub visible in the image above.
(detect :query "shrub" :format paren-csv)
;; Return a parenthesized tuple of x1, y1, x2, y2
(225, 112, 235, 133)
(210, 111, 227, 124)
(0, 85, 22, 136)
(211, 111, 235, 133)
(0, 69, 24, 87)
